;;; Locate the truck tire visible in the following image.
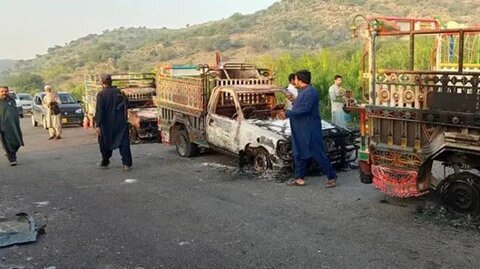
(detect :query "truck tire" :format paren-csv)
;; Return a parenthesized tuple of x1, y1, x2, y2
(176, 129, 199, 157)
(360, 169, 373, 184)
(129, 124, 140, 144)
(438, 172, 480, 216)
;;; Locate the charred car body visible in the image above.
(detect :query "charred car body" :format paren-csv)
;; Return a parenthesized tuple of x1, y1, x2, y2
(348, 15, 480, 214)
(84, 73, 160, 143)
(156, 63, 357, 172)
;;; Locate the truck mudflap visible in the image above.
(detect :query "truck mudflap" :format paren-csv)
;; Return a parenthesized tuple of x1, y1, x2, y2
(371, 165, 428, 197)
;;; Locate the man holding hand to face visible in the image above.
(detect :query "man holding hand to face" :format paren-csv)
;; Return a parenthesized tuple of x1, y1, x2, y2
(277, 70, 337, 188)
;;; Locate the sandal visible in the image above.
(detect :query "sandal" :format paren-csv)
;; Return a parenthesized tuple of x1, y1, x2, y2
(287, 179, 306, 186)
(326, 179, 337, 188)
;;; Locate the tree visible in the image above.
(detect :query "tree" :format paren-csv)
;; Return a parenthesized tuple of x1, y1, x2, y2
(4, 72, 45, 93)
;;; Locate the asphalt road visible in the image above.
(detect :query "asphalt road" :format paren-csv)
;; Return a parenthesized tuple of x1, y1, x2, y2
(1, 118, 479, 269)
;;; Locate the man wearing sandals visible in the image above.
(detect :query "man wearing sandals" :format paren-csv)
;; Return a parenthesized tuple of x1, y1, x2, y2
(278, 70, 337, 187)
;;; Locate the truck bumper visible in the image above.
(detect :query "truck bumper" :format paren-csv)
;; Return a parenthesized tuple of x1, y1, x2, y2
(371, 165, 428, 197)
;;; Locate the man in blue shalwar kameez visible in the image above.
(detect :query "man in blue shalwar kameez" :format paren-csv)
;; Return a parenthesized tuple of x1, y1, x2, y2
(278, 70, 337, 187)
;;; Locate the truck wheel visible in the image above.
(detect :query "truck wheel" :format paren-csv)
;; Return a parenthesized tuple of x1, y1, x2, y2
(31, 114, 38, 127)
(360, 168, 373, 184)
(129, 125, 140, 144)
(438, 172, 480, 216)
(176, 129, 199, 157)
(252, 147, 271, 173)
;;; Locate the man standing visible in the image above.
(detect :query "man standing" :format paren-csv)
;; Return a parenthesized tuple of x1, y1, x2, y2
(0, 86, 24, 166)
(42, 85, 62, 139)
(328, 75, 349, 129)
(285, 73, 298, 110)
(95, 74, 132, 171)
(278, 70, 337, 188)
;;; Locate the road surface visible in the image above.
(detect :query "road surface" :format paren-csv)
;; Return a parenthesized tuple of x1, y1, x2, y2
(1, 118, 479, 268)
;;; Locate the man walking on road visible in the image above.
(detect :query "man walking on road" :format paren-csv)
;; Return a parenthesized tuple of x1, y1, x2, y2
(42, 85, 62, 139)
(0, 86, 24, 166)
(95, 74, 132, 171)
(278, 70, 337, 188)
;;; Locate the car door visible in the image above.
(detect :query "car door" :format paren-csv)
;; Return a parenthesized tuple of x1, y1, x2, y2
(206, 89, 241, 153)
(32, 95, 44, 122)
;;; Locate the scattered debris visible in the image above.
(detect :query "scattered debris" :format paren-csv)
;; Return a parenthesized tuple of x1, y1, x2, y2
(201, 162, 291, 182)
(202, 162, 237, 172)
(0, 213, 45, 248)
(33, 201, 49, 207)
(415, 197, 480, 231)
(124, 179, 138, 184)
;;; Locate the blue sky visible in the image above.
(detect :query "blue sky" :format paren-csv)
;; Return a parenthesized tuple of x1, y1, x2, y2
(0, 0, 278, 60)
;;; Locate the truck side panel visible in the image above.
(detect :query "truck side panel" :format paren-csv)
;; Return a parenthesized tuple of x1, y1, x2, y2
(156, 75, 207, 117)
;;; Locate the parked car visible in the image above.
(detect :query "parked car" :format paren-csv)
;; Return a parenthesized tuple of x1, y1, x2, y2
(17, 93, 34, 114)
(31, 92, 84, 128)
(7, 91, 24, 118)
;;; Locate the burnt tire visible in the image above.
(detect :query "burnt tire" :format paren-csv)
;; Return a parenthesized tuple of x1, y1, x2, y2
(438, 172, 480, 216)
(252, 147, 271, 173)
(176, 129, 199, 157)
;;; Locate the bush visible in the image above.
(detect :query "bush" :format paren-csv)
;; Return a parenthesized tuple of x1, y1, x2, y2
(4, 72, 45, 93)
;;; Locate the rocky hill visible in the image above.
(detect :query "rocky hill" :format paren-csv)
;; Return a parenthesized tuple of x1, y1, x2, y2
(3, 0, 479, 89)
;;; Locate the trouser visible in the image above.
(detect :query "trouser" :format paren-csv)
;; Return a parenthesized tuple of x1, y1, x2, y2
(0, 132, 17, 162)
(48, 115, 62, 138)
(98, 130, 132, 166)
(48, 126, 61, 138)
(294, 151, 336, 180)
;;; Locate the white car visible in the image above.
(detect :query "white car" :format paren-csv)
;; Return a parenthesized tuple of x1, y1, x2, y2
(7, 91, 24, 118)
(17, 93, 34, 114)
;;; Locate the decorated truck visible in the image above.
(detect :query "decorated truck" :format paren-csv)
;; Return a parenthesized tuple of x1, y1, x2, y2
(84, 73, 159, 143)
(156, 62, 358, 172)
(348, 15, 480, 214)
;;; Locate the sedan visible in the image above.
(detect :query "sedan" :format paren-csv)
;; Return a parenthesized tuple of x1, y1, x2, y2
(31, 92, 84, 128)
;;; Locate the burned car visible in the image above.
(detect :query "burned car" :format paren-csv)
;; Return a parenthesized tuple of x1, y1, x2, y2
(157, 63, 358, 172)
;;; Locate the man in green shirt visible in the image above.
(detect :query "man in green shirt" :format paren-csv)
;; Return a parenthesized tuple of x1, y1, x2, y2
(0, 86, 24, 166)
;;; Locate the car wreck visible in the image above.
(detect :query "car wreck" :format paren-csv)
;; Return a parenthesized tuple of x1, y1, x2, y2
(84, 73, 160, 143)
(156, 62, 358, 172)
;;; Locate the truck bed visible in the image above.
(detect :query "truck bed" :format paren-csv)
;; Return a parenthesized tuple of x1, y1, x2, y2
(155, 75, 209, 117)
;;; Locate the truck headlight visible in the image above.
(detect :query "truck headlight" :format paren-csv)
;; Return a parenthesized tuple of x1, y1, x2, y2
(276, 139, 292, 160)
(75, 108, 83, 114)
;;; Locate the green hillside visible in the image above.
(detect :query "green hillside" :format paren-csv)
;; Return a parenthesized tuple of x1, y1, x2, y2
(3, 0, 479, 91)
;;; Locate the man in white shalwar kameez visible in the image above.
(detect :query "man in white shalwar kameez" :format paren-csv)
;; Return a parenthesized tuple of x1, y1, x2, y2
(328, 75, 349, 129)
(42, 85, 62, 139)
(285, 73, 298, 110)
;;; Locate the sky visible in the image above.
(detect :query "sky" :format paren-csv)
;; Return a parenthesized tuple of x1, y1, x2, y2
(0, 0, 278, 60)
